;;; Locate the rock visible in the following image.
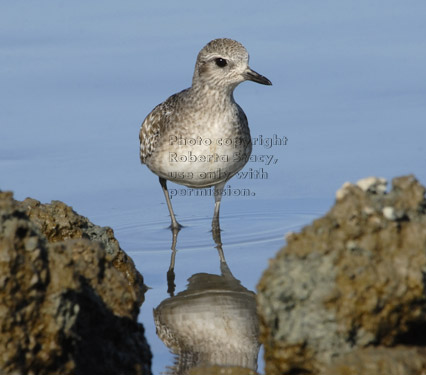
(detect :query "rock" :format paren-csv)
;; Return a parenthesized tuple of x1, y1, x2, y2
(257, 175, 426, 375)
(18, 197, 146, 309)
(355, 176, 387, 194)
(326, 346, 426, 375)
(0, 191, 151, 375)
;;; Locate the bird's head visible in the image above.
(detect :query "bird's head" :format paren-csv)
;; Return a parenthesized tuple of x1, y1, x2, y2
(193, 38, 272, 92)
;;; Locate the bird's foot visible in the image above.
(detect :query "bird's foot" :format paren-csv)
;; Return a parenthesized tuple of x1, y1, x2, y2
(168, 221, 183, 231)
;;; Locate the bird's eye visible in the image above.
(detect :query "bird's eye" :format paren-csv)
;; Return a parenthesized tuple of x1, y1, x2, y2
(215, 58, 227, 67)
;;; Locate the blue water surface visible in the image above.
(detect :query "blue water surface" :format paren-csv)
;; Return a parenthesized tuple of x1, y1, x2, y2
(1, 1, 426, 373)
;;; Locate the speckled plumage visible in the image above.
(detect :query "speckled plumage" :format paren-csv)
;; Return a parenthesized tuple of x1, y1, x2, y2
(139, 38, 271, 229)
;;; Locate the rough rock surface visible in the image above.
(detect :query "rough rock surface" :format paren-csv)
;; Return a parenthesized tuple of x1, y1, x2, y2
(18, 197, 146, 310)
(327, 346, 426, 375)
(257, 175, 426, 375)
(0, 192, 151, 375)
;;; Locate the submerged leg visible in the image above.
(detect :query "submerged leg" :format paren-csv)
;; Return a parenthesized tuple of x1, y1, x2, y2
(211, 211, 234, 279)
(159, 177, 182, 230)
(212, 181, 226, 232)
(167, 227, 179, 297)
(212, 220, 225, 263)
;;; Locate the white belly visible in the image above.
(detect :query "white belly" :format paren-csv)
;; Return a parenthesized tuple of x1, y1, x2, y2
(147, 135, 252, 188)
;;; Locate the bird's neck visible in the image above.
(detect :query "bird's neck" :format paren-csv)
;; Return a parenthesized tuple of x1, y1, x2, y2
(189, 83, 237, 109)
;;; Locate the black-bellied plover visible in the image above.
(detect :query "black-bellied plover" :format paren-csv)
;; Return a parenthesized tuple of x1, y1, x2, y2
(139, 38, 271, 230)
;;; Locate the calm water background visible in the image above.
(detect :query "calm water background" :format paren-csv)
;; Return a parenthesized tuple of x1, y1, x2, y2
(1, 2, 426, 373)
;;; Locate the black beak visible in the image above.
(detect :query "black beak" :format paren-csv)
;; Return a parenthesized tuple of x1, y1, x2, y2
(244, 68, 272, 85)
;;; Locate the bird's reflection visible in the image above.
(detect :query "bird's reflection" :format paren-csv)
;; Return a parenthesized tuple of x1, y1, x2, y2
(154, 228, 260, 374)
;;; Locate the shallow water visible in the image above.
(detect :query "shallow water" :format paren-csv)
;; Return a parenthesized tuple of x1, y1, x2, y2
(2, 1, 426, 373)
(113, 197, 325, 372)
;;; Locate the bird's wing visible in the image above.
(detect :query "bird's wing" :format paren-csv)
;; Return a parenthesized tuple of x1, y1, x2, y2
(139, 103, 165, 164)
(139, 90, 190, 164)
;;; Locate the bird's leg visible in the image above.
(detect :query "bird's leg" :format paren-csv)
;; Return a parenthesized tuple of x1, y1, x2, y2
(211, 216, 235, 279)
(212, 220, 225, 263)
(167, 227, 179, 297)
(159, 177, 182, 230)
(212, 181, 226, 232)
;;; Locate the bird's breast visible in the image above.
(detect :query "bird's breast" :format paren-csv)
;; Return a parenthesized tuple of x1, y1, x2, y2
(146, 110, 252, 188)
